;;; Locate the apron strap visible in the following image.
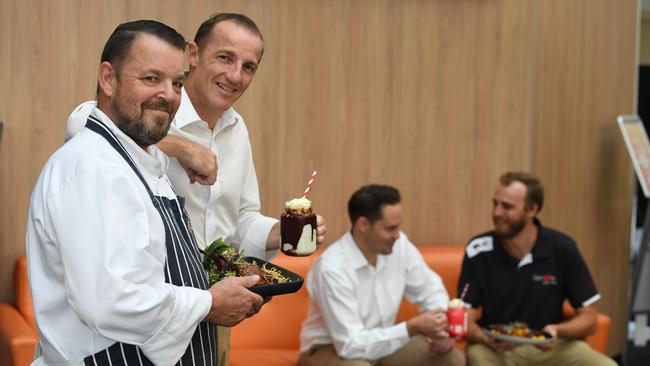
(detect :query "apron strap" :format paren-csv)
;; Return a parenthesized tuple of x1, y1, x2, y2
(85, 116, 155, 199)
(80, 113, 215, 366)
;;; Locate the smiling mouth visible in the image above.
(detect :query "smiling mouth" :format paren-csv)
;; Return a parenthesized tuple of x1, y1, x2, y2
(216, 81, 237, 93)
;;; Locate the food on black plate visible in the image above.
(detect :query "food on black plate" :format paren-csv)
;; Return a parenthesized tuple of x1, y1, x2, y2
(202, 238, 290, 286)
(488, 323, 548, 341)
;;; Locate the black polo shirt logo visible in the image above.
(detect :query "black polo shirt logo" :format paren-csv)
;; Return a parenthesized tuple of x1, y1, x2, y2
(532, 273, 557, 285)
(466, 236, 493, 258)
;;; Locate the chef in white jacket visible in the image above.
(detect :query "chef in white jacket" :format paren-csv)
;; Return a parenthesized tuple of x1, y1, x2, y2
(26, 20, 263, 366)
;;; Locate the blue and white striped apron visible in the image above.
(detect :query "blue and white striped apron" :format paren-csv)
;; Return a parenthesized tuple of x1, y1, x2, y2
(83, 116, 217, 366)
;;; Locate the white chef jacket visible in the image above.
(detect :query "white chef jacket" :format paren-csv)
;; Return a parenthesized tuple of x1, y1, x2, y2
(26, 107, 212, 365)
(299, 231, 449, 360)
(166, 89, 278, 258)
(65, 95, 279, 260)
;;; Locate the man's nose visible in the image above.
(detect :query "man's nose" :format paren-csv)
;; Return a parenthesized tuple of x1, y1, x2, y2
(156, 81, 177, 103)
(226, 63, 243, 83)
(492, 205, 503, 217)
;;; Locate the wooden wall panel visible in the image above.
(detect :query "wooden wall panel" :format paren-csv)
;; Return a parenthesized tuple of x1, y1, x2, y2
(532, 0, 637, 354)
(243, 0, 538, 245)
(0, 0, 637, 356)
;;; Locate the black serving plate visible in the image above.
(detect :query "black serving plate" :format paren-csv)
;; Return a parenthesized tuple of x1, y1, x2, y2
(245, 257, 304, 297)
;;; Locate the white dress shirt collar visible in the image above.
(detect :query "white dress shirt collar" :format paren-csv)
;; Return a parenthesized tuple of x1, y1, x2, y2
(175, 87, 240, 134)
(343, 231, 388, 271)
(343, 231, 372, 270)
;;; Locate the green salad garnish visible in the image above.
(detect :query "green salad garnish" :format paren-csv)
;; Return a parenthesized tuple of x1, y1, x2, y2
(202, 237, 288, 286)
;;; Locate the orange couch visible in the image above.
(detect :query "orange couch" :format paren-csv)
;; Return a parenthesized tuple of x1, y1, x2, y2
(230, 246, 612, 366)
(0, 248, 612, 366)
(0, 256, 38, 366)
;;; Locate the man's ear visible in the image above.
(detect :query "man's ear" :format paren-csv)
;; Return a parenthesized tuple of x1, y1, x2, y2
(97, 61, 116, 97)
(356, 216, 370, 234)
(187, 41, 199, 68)
(526, 203, 539, 219)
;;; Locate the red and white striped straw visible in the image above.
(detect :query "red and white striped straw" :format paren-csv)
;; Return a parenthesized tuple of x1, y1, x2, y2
(460, 283, 469, 301)
(302, 170, 318, 198)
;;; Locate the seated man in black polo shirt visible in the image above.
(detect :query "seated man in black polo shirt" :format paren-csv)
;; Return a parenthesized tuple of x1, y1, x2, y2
(458, 171, 615, 366)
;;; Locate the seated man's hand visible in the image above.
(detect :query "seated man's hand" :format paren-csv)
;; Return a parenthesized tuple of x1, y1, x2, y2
(204, 275, 264, 326)
(316, 215, 327, 245)
(406, 308, 449, 339)
(483, 336, 518, 353)
(426, 336, 455, 355)
(536, 324, 558, 351)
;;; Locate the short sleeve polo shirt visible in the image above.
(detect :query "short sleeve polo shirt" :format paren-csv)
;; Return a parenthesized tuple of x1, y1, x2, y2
(457, 219, 601, 329)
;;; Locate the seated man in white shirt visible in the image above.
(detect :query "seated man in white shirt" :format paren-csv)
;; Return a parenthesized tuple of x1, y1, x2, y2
(299, 184, 465, 366)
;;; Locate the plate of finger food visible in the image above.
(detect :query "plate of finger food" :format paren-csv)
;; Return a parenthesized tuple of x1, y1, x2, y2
(202, 238, 304, 297)
(482, 323, 553, 345)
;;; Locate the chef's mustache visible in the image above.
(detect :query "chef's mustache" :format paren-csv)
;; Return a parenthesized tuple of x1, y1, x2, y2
(142, 99, 172, 114)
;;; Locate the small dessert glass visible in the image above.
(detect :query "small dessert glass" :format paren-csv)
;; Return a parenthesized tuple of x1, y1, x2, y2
(280, 205, 317, 256)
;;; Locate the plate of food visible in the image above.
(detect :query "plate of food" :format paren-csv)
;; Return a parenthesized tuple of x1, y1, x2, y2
(201, 238, 304, 297)
(482, 323, 552, 345)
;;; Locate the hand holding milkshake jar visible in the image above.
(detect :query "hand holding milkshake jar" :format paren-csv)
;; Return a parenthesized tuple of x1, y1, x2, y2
(281, 171, 319, 256)
(447, 283, 470, 339)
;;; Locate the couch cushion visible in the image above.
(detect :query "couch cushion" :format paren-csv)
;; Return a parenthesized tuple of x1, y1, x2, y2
(396, 246, 465, 322)
(14, 256, 36, 331)
(0, 303, 38, 366)
(230, 348, 298, 366)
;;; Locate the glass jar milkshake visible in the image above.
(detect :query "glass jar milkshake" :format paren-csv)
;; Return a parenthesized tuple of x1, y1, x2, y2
(281, 197, 317, 256)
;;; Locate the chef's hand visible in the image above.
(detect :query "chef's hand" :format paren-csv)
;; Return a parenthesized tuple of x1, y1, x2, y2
(204, 275, 264, 326)
(316, 215, 327, 245)
(157, 135, 217, 185)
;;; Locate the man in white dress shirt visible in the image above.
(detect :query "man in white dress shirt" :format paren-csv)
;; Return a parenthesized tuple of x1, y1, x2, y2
(158, 13, 328, 260)
(164, 14, 327, 364)
(299, 185, 465, 366)
(26, 20, 263, 366)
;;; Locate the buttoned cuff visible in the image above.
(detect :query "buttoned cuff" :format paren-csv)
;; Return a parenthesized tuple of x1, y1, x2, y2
(141, 286, 212, 366)
(393, 322, 411, 341)
(241, 216, 279, 260)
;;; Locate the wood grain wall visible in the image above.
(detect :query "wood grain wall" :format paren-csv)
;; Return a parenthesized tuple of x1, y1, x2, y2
(0, 0, 637, 355)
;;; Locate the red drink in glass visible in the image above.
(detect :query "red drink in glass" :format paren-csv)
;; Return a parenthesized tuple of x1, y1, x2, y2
(447, 300, 468, 339)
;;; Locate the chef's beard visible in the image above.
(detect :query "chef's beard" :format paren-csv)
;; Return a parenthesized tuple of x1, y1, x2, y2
(112, 99, 172, 146)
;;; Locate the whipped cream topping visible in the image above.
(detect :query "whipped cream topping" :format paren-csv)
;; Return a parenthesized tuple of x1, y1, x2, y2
(285, 197, 312, 213)
(449, 298, 465, 309)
